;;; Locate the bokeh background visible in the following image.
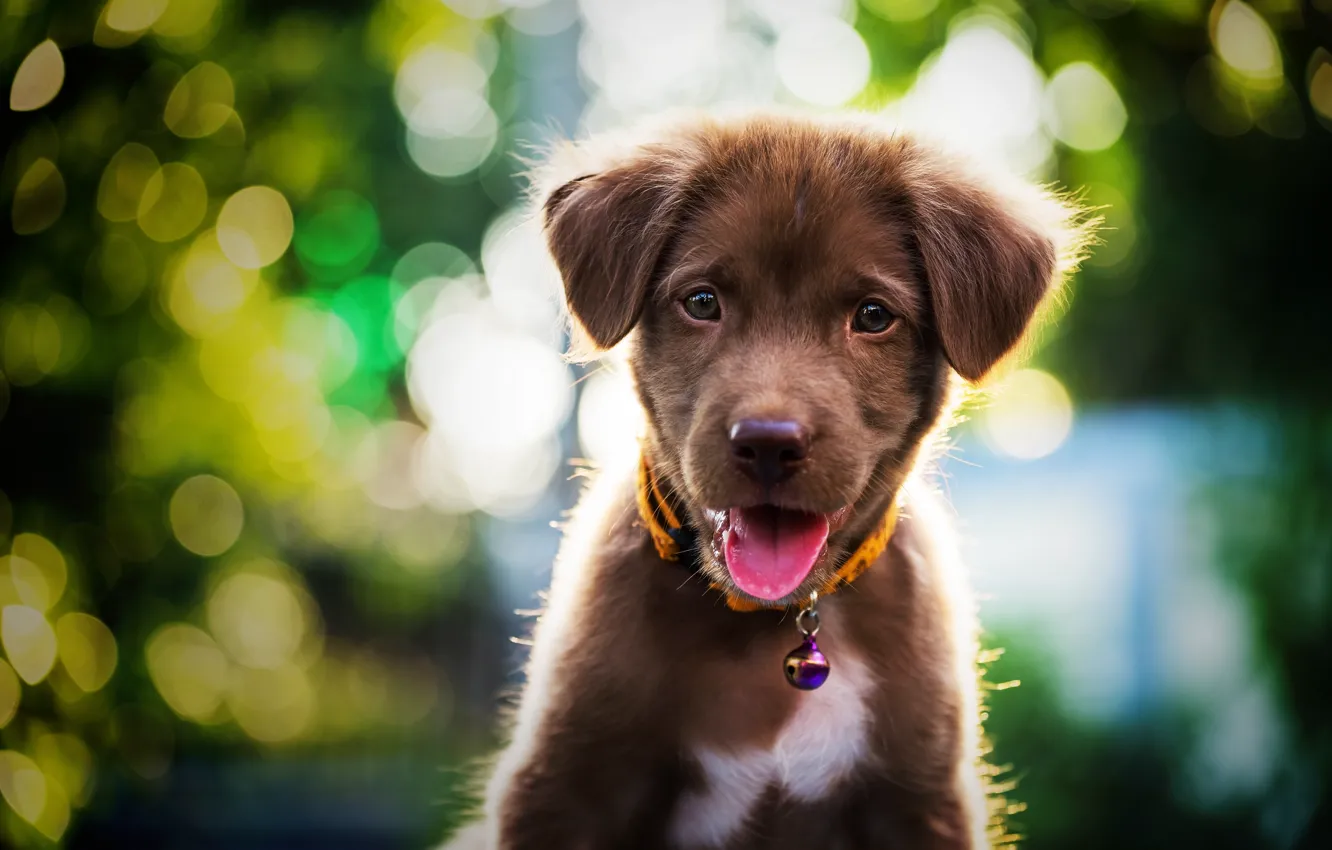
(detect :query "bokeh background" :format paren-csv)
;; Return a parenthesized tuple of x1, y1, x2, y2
(1, 0, 1329, 847)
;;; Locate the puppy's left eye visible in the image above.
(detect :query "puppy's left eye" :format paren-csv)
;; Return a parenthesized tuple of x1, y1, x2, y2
(682, 288, 721, 322)
(852, 300, 896, 334)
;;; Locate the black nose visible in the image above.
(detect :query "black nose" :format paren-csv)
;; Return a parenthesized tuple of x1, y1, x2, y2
(729, 418, 809, 487)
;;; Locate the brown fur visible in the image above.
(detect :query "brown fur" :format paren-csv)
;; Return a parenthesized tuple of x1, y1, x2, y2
(445, 112, 1090, 849)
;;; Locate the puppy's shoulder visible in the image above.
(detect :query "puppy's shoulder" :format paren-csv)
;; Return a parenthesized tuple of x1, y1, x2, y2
(844, 478, 977, 659)
(895, 479, 966, 581)
(544, 461, 669, 627)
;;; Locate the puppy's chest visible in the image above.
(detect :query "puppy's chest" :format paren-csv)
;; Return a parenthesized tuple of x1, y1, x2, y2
(668, 650, 876, 849)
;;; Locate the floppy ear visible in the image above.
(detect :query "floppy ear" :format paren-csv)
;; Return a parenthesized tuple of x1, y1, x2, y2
(906, 154, 1082, 382)
(540, 148, 688, 354)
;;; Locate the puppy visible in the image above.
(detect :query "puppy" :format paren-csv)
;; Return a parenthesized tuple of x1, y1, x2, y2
(448, 112, 1088, 849)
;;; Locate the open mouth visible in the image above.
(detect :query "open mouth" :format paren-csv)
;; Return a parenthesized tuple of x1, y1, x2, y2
(708, 505, 848, 602)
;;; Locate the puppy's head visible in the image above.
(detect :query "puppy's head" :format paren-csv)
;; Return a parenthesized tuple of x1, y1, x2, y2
(541, 114, 1087, 607)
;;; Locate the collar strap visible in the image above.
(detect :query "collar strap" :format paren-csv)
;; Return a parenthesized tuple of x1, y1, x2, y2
(636, 456, 899, 612)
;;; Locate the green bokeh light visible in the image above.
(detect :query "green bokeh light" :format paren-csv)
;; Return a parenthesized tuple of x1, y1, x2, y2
(326, 370, 391, 417)
(324, 275, 402, 375)
(294, 191, 381, 283)
(390, 242, 476, 288)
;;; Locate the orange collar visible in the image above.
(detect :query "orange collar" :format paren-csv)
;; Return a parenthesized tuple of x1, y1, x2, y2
(636, 456, 899, 612)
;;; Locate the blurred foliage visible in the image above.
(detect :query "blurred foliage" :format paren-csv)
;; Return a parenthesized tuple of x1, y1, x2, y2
(0, 0, 1328, 847)
(984, 634, 1273, 850)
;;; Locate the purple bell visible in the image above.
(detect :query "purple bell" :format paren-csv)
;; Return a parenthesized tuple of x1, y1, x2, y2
(783, 635, 830, 690)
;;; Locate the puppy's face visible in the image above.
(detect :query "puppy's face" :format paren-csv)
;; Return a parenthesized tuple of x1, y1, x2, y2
(543, 117, 1080, 606)
(631, 171, 940, 602)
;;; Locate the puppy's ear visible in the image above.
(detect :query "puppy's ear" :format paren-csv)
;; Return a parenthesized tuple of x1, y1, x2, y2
(540, 148, 688, 355)
(905, 151, 1085, 382)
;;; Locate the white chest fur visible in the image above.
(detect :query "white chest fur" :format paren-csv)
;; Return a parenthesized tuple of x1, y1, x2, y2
(668, 649, 875, 848)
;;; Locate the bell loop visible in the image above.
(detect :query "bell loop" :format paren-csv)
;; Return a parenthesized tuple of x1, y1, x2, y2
(795, 591, 820, 639)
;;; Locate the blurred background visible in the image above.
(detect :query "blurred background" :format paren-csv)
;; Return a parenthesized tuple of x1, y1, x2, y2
(1, 0, 1329, 847)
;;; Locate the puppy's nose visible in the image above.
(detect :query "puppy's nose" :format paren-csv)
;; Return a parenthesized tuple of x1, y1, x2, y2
(729, 418, 809, 487)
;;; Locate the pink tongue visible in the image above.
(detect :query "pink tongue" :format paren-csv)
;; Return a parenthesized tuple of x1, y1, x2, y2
(724, 506, 830, 601)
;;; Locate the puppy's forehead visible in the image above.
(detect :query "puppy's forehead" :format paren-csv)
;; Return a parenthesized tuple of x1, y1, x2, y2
(679, 155, 913, 291)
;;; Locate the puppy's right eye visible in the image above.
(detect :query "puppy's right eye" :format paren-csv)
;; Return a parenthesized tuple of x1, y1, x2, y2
(681, 288, 721, 322)
(852, 300, 896, 335)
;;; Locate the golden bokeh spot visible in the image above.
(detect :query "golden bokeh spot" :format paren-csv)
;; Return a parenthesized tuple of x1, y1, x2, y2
(9, 533, 67, 612)
(165, 61, 235, 138)
(368, 0, 485, 72)
(145, 623, 230, 722)
(198, 315, 270, 402)
(0, 660, 19, 728)
(97, 143, 161, 223)
(247, 369, 320, 434)
(227, 662, 314, 743)
(153, 0, 219, 39)
(137, 161, 208, 243)
(169, 474, 244, 556)
(0, 557, 32, 609)
(0, 565, 17, 610)
(207, 569, 310, 670)
(32, 734, 93, 808)
(4, 556, 48, 611)
(105, 0, 168, 32)
(55, 613, 118, 693)
(1310, 53, 1332, 120)
(30, 768, 70, 841)
(217, 186, 295, 269)
(1045, 62, 1128, 152)
(1211, 1, 1282, 83)
(1, 606, 58, 685)
(0, 302, 62, 386)
(164, 229, 259, 337)
(214, 106, 247, 146)
(93, 4, 148, 48)
(9, 40, 64, 112)
(0, 750, 46, 828)
(12, 157, 66, 235)
(254, 401, 332, 464)
(980, 369, 1076, 461)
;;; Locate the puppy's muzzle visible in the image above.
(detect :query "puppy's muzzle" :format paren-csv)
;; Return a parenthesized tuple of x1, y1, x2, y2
(728, 418, 809, 488)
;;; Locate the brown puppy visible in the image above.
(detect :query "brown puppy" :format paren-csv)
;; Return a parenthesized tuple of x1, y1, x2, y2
(447, 112, 1088, 849)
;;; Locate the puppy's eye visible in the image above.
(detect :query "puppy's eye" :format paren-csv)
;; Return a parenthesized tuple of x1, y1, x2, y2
(682, 288, 721, 322)
(852, 301, 896, 335)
